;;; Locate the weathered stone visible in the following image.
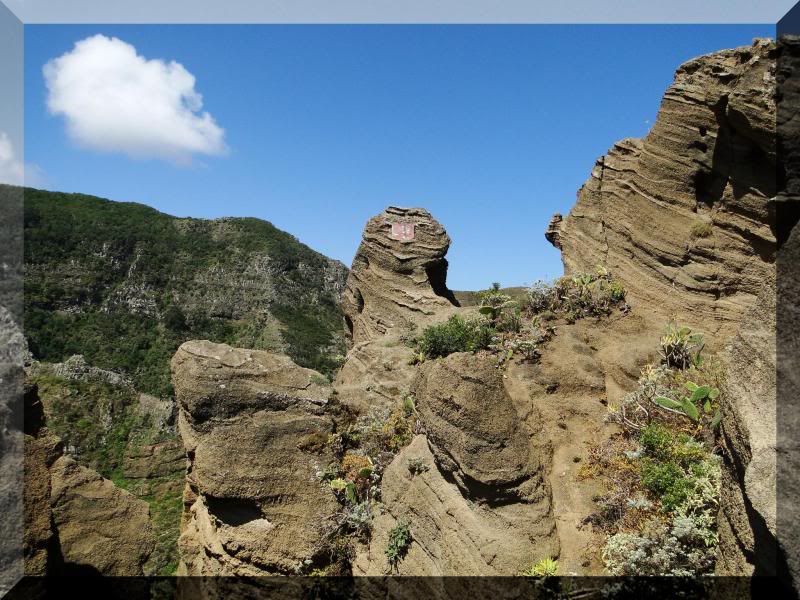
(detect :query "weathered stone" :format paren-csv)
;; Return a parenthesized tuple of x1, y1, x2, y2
(354, 435, 558, 576)
(353, 354, 558, 575)
(0, 307, 25, 593)
(717, 273, 778, 577)
(714, 37, 800, 594)
(413, 353, 549, 500)
(342, 206, 458, 345)
(172, 340, 340, 575)
(550, 39, 777, 340)
(545, 213, 563, 249)
(49, 455, 155, 575)
(22, 383, 62, 577)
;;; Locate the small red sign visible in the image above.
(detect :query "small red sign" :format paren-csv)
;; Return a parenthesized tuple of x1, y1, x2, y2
(391, 222, 415, 241)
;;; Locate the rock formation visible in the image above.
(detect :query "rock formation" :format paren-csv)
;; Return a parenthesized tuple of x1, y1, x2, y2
(414, 353, 550, 503)
(171, 340, 340, 575)
(716, 271, 779, 577)
(0, 307, 24, 593)
(342, 206, 458, 345)
(160, 40, 792, 583)
(714, 36, 800, 592)
(22, 384, 61, 577)
(49, 455, 155, 575)
(548, 39, 778, 340)
(23, 381, 156, 576)
(353, 354, 558, 575)
(336, 207, 461, 414)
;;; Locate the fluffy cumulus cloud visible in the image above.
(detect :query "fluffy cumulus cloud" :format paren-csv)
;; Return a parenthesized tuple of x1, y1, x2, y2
(0, 132, 25, 185)
(43, 35, 227, 164)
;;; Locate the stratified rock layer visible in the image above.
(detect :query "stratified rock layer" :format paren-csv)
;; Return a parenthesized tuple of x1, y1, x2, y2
(354, 354, 558, 575)
(172, 340, 340, 575)
(716, 273, 777, 577)
(342, 206, 458, 345)
(714, 37, 799, 593)
(549, 39, 777, 339)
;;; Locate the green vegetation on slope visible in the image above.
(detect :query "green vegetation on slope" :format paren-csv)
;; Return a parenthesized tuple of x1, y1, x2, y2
(580, 325, 723, 576)
(23, 187, 348, 396)
(31, 368, 185, 575)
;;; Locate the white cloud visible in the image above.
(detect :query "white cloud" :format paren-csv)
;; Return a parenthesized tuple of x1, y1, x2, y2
(43, 34, 227, 164)
(0, 132, 25, 185)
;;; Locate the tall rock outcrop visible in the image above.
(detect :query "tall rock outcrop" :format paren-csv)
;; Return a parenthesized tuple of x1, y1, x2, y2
(716, 271, 781, 578)
(336, 207, 460, 414)
(548, 39, 777, 339)
(342, 206, 458, 345)
(171, 340, 340, 575)
(715, 36, 800, 593)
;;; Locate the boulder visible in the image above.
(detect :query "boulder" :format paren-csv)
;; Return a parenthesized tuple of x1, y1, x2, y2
(49, 455, 155, 575)
(549, 39, 778, 340)
(355, 354, 558, 575)
(171, 340, 340, 575)
(413, 353, 549, 500)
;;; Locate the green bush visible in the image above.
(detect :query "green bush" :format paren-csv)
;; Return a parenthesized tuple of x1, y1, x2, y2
(523, 266, 626, 321)
(639, 423, 674, 461)
(385, 520, 412, 567)
(416, 315, 494, 359)
(660, 324, 704, 370)
(477, 289, 516, 325)
(640, 460, 685, 502)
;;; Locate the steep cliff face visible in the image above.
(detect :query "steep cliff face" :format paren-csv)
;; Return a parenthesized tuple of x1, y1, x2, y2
(714, 36, 800, 591)
(1, 307, 24, 594)
(171, 341, 339, 575)
(548, 39, 777, 340)
(716, 273, 777, 577)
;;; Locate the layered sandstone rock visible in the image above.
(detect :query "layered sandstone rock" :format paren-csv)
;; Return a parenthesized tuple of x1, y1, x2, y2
(342, 206, 458, 345)
(714, 37, 800, 592)
(336, 207, 460, 414)
(354, 354, 558, 575)
(414, 353, 551, 503)
(716, 274, 777, 577)
(172, 340, 340, 575)
(548, 39, 778, 339)
(22, 381, 155, 577)
(49, 455, 155, 575)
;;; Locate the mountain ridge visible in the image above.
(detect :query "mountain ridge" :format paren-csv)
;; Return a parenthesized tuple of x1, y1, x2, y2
(21, 185, 349, 396)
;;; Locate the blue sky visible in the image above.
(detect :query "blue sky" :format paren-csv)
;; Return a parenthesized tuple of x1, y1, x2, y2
(24, 25, 774, 290)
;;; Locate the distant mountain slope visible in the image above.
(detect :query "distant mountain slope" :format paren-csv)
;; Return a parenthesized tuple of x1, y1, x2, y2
(22, 186, 348, 396)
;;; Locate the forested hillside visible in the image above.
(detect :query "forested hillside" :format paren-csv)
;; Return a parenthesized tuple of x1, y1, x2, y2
(22, 186, 348, 396)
